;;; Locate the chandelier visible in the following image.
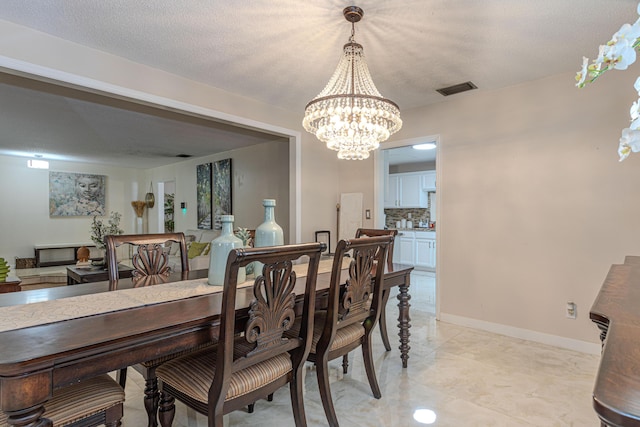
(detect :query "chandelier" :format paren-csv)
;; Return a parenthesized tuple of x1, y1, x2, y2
(302, 6, 402, 160)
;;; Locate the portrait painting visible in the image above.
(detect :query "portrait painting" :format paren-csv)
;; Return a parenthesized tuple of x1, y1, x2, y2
(196, 163, 212, 229)
(213, 158, 232, 230)
(49, 172, 106, 216)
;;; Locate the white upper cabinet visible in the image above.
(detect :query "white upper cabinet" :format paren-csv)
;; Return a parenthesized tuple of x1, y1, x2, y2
(384, 173, 428, 208)
(384, 175, 401, 208)
(421, 170, 436, 191)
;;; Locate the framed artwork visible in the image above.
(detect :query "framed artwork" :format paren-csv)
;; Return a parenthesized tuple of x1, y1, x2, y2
(49, 172, 106, 217)
(196, 163, 213, 229)
(213, 158, 232, 230)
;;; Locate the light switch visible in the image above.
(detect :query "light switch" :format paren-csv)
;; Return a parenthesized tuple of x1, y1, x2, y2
(365, 209, 371, 219)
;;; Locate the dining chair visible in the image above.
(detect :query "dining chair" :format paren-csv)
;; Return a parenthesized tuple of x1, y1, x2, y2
(354, 228, 398, 352)
(0, 374, 124, 427)
(155, 242, 324, 427)
(295, 235, 391, 427)
(105, 232, 197, 427)
(105, 232, 189, 284)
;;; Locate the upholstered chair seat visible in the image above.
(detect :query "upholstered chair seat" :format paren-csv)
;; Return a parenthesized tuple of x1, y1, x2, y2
(0, 374, 124, 427)
(157, 344, 292, 404)
(287, 311, 365, 353)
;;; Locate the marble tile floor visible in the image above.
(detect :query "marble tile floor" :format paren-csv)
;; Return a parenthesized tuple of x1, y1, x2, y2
(117, 271, 601, 426)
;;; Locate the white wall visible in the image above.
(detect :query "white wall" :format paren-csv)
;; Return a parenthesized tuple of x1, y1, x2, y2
(0, 156, 139, 263)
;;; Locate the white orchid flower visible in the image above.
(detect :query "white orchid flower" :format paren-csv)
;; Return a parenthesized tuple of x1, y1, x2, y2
(575, 57, 589, 87)
(614, 22, 640, 44)
(619, 127, 640, 160)
(579, 2, 640, 159)
(631, 100, 640, 122)
(603, 34, 637, 70)
(635, 76, 640, 95)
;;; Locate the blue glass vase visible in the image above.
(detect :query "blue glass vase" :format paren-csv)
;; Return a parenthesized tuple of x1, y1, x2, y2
(253, 199, 284, 276)
(208, 215, 246, 286)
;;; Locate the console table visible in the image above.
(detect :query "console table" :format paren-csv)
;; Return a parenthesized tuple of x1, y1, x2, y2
(66, 264, 134, 285)
(34, 243, 96, 267)
(590, 256, 640, 427)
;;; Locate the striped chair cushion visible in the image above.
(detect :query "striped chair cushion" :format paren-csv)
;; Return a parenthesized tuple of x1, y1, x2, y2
(156, 346, 292, 403)
(0, 374, 124, 427)
(311, 311, 365, 353)
(285, 311, 366, 354)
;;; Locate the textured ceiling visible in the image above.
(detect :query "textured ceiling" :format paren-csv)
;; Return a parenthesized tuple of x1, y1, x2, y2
(0, 1, 637, 167)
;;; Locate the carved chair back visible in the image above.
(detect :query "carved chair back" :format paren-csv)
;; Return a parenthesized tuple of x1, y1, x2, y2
(212, 242, 324, 410)
(355, 228, 397, 271)
(324, 236, 391, 341)
(104, 232, 189, 284)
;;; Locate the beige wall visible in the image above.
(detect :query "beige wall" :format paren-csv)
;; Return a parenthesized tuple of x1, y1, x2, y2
(397, 70, 640, 347)
(144, 140, 291, 241)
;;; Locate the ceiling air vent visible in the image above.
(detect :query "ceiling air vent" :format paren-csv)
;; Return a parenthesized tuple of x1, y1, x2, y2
(175, 154, 192, 158)
(436, 81, 477, 97)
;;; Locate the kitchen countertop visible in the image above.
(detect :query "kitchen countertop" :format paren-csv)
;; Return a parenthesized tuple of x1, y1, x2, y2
(390, 228, 436, 232)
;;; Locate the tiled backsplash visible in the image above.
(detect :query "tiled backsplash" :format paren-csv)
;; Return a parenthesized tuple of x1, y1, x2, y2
(384, 191, 435, 228)
(385, 208, 428, 228)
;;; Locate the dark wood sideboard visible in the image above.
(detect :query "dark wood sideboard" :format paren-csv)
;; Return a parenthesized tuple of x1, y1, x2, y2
(590, 256, 640, 427)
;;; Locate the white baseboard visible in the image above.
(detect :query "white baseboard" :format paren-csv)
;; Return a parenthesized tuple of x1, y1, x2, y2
(439, 313, 601, 355)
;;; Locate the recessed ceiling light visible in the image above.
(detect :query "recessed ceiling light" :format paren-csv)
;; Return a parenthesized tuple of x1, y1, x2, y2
(413, 143, 436, 150)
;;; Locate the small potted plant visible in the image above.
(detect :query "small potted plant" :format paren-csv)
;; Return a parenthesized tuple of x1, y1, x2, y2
(90, 211, 124, 265)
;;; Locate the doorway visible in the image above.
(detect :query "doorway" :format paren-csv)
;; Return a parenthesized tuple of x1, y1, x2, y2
(374, 135, 440, 317)
(157, 181, 175, 233)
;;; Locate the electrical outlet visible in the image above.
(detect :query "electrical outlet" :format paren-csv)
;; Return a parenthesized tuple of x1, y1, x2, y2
(566, 302, 577, 319)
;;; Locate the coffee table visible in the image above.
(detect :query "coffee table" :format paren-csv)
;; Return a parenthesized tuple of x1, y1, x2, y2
(66, 264, 134, 285)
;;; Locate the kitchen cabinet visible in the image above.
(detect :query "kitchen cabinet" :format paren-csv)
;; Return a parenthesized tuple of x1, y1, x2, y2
(393, 230, 436, 269)
(421, 170, 436, 191)
(397, 231, 415, 265)
(384, 173, 428, 208)
(415, 231, 436, 269)
(384, 175, 401, 208)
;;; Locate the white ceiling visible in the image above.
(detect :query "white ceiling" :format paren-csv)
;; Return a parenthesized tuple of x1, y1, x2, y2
(0, 1, 637, 167)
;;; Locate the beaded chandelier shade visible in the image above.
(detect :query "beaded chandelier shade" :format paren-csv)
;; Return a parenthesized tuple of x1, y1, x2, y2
(303, 6, 402, 160)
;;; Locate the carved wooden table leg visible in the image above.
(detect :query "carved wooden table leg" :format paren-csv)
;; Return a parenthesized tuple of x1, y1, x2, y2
(397, 272, 411, 368)
(5, 405, 52, 427)
(144, 376, 160, 427)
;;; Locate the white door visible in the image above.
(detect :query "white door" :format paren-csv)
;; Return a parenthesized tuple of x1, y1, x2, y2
(339, 192, 363, 241)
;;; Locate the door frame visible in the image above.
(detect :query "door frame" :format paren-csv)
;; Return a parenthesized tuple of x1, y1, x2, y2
(373, 134, 441, 319)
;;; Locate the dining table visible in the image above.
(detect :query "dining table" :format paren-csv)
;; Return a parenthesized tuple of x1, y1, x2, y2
(0, 260, 413, 426)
